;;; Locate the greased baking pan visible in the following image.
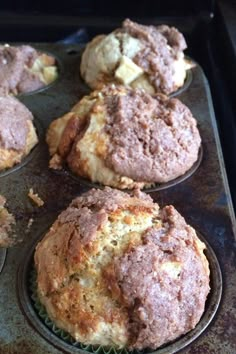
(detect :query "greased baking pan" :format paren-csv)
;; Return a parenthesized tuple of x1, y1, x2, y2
(0, 43, 235, 354)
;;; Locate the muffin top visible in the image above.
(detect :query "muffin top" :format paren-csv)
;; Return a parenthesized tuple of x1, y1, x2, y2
(0, 96, 38, 171)
(0, 44, 57, 96)
(81, 19, 190, 95)
(0, 96, 33, 151)
(35, 187, 210, 350)
(47, 85, 201, 189)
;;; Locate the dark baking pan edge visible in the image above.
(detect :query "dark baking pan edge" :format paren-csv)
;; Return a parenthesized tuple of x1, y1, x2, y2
(202, 73, 236, 236)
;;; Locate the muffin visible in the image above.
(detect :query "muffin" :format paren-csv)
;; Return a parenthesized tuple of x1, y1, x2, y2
(35, 187, 210, 350)
(47, 85, 201, 189)
(0, 44, 58, 96)
(0, 96, 38, 171)
(81, 19, 191, 95)
(0, 195, 15, 247)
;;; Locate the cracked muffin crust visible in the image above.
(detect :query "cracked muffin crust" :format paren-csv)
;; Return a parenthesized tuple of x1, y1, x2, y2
(35, 187, 210, 350)
(46, 85, 201, 189)
(0, 44, 58, 96)
(0, 96, 38, 171)
(81, 19, 191, 95)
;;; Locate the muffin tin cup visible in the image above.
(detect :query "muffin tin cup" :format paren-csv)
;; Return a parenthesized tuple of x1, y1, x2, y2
(16, 230, 222, 354)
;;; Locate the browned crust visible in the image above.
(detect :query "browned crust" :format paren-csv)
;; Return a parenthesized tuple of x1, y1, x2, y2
(58, 114, 89, 159)
(46, 85, 200, 189)
(35, 188, 209, 349)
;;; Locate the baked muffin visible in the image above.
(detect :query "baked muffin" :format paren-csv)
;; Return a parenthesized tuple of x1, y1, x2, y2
(0, 44, 58, 96)
(0, 195, 15, 247)
(35, 187, 210, 350)
(47, 85, 201, 189)
(81, 19, 191, 95)
(0, 96, 38, 171)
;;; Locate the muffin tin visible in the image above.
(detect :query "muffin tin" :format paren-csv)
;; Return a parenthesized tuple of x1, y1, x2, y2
(0, 43, 235, 354)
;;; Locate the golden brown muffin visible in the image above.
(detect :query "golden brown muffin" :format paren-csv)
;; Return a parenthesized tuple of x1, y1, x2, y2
(0, 195, 15, 247)
(46, 85, 201, 189)
(0, 44, 58, 96)
(81, 19, 192, 95)
(35, 187, 210, 350)
(0, 96, 38, 171)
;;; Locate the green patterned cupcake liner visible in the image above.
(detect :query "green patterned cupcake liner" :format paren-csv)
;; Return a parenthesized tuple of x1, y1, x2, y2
(29, 267, 142, 354)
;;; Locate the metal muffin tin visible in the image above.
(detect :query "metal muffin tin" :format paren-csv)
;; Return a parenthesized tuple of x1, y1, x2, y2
(0, 43, 235, 353)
